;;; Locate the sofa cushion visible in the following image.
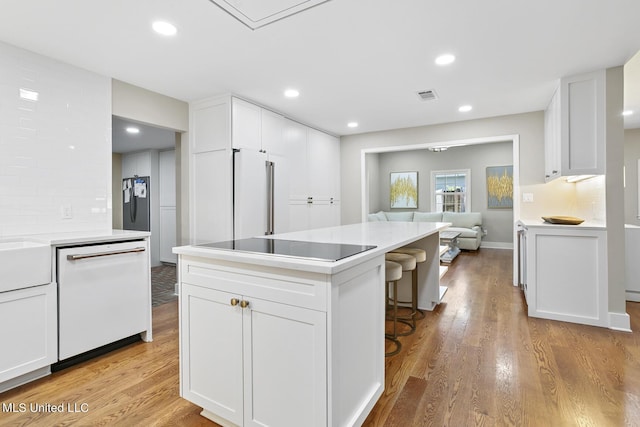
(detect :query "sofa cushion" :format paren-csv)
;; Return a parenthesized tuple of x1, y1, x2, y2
(413, 212, 443, 222)
(442, 212, 482, 228)
(385, 211, 414, 221)
(367, 213, 380, 221)
(371, 211, 388, 221)
(447, 226, 479, 239)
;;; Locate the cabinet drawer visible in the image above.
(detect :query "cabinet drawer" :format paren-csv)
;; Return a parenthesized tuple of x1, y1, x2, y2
(180, 257, 327, 311)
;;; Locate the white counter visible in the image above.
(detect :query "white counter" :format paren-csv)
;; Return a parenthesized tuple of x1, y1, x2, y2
(518, 218, 606, 230)
(20, 229, 150, 246)
(175, 221, 449, 275)
(174, 221, 449, 427)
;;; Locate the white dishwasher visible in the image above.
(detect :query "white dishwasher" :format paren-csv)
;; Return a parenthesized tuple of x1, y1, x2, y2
(57, 240, 151, 360)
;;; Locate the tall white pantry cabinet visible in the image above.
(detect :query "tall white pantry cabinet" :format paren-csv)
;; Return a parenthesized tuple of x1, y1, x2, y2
(189, 95, 340, 244)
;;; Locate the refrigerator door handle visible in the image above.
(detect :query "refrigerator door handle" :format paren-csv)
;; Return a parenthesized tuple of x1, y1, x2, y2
(266, 160, 275, 235)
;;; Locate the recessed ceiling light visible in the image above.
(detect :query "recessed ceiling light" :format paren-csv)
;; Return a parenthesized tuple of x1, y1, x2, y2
(435, 54, 456, 66)
(19, 88, 39, 101)
(458, 105, 472, 112)
(347, 122, 358, 128)
(623, 110, 634, 116)
(284, 89, 299, 98)
(126, 127, 140, 134)
(152, 21, 177, 36)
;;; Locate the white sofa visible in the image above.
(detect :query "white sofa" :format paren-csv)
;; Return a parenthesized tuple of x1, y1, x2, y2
(368, 211, 483, 250)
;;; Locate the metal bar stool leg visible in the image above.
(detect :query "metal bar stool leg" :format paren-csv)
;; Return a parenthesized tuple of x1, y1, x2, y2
(385, 261, 402, 357)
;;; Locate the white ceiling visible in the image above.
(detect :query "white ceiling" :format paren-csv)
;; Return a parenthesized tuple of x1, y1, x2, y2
(1, 0, 639, 139)
(112, 117, 177, 154)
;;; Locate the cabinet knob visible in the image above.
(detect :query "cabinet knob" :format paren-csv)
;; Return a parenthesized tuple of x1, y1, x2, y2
(240, 300, 250, 308)
(230, 298, 239, 306)
(552, 170, 558, 174)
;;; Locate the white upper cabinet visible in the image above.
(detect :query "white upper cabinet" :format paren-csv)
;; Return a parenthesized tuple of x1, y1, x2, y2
(192, 98, 230, 154)
(285, 119, 309, 200)
(544, 88, 561, 182)
(544, 69, 605, 182)
(307, 128, 340, 201)
(261, 109, 287, 155)
(231, 98, 287, 156)
(232, 98, 262, 151)
(122, 151, 153, 178)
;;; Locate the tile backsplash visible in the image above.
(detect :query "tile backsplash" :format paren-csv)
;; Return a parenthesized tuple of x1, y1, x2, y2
(0, 41, 112, 237)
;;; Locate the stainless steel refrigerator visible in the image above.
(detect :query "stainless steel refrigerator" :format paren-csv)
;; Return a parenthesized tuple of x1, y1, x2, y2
(233, 149, 289, 239)
(123, 176, 150, 231)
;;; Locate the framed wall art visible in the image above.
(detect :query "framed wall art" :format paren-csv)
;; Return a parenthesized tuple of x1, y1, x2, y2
(390, 171, 418, 209)
(486, 165, 513, 209)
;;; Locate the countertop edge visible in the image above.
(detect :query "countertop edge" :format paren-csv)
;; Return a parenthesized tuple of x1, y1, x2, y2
(10, 230, 151, 246)
(518, 219, 606, 230)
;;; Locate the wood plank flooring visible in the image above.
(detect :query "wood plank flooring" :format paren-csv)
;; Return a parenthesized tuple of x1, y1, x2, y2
(1, 248, 639, 426)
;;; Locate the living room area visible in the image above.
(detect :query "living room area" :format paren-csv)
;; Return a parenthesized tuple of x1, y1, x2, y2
(363, 137, 515, 253)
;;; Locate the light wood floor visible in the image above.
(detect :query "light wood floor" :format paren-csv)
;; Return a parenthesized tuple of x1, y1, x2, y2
(2, 249, 639, 426)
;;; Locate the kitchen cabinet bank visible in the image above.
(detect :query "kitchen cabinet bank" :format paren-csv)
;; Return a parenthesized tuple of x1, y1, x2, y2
(189, 95, 340, 245)
(0, 230, 152, 393)
(174, 221, 449, 426)
(519, 221, 612, 328)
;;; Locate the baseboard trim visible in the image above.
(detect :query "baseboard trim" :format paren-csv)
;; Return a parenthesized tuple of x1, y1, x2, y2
(480, 241, 513, 250)
(609, 312, 632, 332)
(626, 291, 640, 302)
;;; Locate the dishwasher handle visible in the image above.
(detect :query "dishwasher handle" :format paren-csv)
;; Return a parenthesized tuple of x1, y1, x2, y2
(66, 246, 146, 261)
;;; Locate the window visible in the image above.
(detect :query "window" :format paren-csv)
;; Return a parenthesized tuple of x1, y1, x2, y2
(431, 169, 470, 212)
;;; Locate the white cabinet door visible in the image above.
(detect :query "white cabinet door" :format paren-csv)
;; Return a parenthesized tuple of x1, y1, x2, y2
(159, 150, 176, 207)
(261, 109, 286, 155)
(269, 152, 290, 235)
(234, 150, 268, 239)
(0, 283, 57, 385)
(192, 150, 233, 243)
(191, 98, 231, 153)
(560, 70, 605, 176)
(181, 284, 244, 426)
(544, 69, 605, 181)
(243, 298, 327, 427)
(232, 98, 262, 151)
(525, 227, 608, 327)
(159, 206, 177, 263)
(308, 128, 339, 200)
(544, 88, 561, 182)
(122, 151, 152, 178)
(285, 119, 309, 200)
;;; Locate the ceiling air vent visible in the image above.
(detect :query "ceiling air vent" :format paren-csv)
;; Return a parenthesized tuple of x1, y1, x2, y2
(417, 89, 438, 101)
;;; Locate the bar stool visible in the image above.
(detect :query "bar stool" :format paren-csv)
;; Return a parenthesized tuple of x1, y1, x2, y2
(385, 260, 403, 357)
(385, 252, 417, 336)
(390, 247, 427, 328)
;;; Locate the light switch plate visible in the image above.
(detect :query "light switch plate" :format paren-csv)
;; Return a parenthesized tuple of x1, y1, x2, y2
(522, 193, 534, 203)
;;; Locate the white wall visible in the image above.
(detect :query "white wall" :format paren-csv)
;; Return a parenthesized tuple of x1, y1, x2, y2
(0, 41, 111, 237)
(112, 153, 123, 229)
(624, 128, 640, 225)
(112, 80, 188, 132)
(340, 111, 579, 225)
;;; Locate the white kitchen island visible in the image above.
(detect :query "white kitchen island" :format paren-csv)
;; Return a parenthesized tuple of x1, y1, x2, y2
(174, 221, 449, 427)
